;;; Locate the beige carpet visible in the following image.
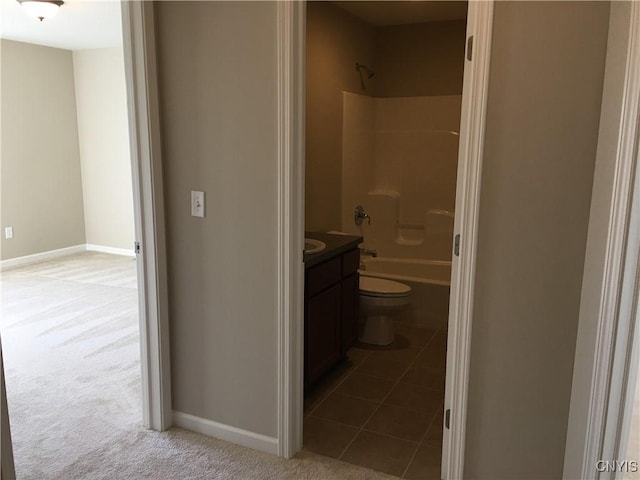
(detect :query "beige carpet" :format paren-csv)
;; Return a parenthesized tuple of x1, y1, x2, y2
(1, 252, 141, 479)
(0, 252, 394, 479)
(53, 426, 396, 480)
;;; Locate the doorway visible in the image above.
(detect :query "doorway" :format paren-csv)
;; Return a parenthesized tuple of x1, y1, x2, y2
(292, 1, 491, 478)
(0, 4, 137, 477)
(0, 1, 170, 476)
(301, 2, 466, 478)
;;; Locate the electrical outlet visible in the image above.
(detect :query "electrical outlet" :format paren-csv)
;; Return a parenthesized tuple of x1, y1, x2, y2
(4, 227, 13, 239)
(191, 191, 205, 218)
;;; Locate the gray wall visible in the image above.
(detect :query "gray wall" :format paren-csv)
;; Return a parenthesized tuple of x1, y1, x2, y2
(464, 2, 610, 479)
(154, 1, 279, 437)
(73, 47, 135, 251)
(374, 20, 466, 98)
(1, 40, 86, 260)
(306, 1, 375, 232)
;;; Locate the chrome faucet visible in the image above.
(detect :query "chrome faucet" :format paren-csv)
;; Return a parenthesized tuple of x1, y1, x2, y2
(360, 248, 377, 258)
(354, 205, 371, 226)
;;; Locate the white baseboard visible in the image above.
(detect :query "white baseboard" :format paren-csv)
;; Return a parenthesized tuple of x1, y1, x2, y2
(86, 244, 136, 257)
(1, 243, 136, 271)
(172, 411, 278, 456)
(0, 245, 86, 271)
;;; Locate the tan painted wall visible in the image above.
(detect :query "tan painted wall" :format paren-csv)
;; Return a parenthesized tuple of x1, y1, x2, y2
(73, 48, 135, 251)
(0, 40, 86, 260)
(374, 20, 466, 98)
(464, 2, 610, 478)
(305, 1, 375, 232)
(154, 1, 279, 437)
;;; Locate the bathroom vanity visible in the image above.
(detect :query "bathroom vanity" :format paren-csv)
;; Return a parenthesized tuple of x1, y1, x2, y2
(304, 232, 362, 388)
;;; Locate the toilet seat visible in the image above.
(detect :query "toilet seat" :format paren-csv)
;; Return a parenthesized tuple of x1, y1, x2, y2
(359, 276, 411, 298)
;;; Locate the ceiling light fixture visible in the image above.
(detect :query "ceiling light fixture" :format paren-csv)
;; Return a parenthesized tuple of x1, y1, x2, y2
(18, 0, 64, 22)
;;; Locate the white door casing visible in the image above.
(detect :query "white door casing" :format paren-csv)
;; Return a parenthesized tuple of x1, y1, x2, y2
(597, 5, 640, 475)
(441, 3, 495, 479)
(121, 1, 172, 431)
(276, 0, 306, 459)
(564, 2, 640, 479)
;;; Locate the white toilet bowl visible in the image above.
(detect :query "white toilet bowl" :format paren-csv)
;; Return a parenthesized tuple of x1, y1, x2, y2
(359, 276, 412, 346)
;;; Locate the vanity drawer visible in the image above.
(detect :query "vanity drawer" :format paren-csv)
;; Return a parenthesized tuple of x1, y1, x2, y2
(306, 257, 341, 297)
(342, 248, 360, 277)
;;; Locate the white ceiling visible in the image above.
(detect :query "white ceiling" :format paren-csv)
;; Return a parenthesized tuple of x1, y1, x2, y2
(333, 1, 468, 26)
(0, 0, 122, 51)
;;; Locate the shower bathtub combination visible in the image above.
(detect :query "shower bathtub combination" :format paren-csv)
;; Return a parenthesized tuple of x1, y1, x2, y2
(340, 92, 461, 331)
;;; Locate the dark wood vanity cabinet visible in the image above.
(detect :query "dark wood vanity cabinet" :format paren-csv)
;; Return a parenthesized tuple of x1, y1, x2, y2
(341, 249, 360, 353)
(305, 247, 359, 387)
(305, 284, 342, 383)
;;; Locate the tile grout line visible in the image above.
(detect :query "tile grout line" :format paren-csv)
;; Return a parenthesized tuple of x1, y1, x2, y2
(306, 350, 373, 417)
(377, 332, 435, 478)
(310, 387, 442, 414)
(305, 327, 446, 477)
(401, 447, 421, 479)
(336, 399, 379, 461)
(360, 427, 422, 446)
(401, 404, 443, 479)
(337, 329, 436, 468)
(306, 412, 423, 446)
(401, 330, 447, 478)
(336, 348, 404, 461)
(419, 402, 445, 449)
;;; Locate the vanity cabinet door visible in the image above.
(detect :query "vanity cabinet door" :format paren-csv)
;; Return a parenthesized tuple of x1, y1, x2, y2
(305, 284, 342, 385)
(341, 273, 359, 354)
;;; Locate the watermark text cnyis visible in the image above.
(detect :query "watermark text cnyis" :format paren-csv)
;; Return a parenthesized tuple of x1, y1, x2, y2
(596, 460, 639, 473)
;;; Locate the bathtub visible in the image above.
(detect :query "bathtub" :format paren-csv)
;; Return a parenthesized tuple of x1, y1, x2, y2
(359, 256, 451, 329)
(359, 256, 451, 286)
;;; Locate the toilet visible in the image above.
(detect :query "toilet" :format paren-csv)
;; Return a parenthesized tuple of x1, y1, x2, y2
(359, 276, 412, 346)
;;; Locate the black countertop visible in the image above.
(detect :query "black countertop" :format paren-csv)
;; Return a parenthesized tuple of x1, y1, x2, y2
(304, 232, 363, 268)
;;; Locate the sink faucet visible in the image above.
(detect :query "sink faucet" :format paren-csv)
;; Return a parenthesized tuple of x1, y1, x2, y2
(360, 248, 377, 258)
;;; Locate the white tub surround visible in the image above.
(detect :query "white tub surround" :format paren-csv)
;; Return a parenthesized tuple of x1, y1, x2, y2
(360, 255, 451, 286)
(341, 93, 460, 263)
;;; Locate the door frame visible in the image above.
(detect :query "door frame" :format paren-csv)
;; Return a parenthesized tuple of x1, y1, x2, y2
(441, 2, 494, 479)
(121, 1, 172, 431)
(564, 2, 640, 478)
(276, 0, 306, 458)
(275, 5, 496, 480)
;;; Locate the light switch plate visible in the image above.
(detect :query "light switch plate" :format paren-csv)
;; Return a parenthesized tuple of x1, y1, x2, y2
(191, 191, 205, 218)
(4, 227, 13, 239)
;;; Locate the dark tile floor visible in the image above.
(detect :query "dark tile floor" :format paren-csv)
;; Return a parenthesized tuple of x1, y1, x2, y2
(303, 323, 447, 479)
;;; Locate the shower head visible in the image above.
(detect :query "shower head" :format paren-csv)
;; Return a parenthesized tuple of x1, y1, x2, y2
(355, 62, 375, 91)
(355, 62, 375, 79)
